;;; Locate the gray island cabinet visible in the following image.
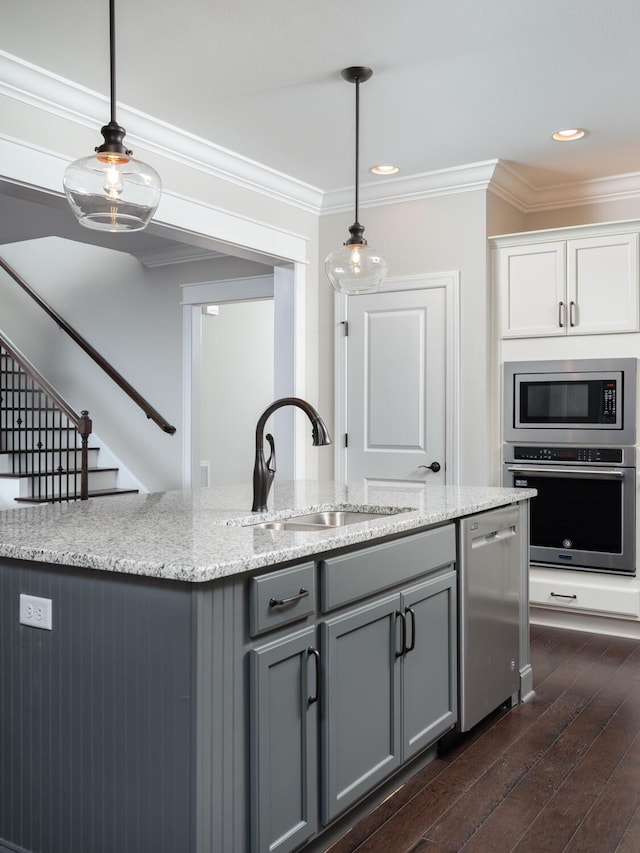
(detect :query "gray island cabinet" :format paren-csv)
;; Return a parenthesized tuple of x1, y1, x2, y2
(250, 526, 457, 853)
(0, 482, 534, 853)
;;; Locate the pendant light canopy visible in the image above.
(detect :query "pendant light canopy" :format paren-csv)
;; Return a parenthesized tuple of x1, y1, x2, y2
(325, 67, 388, 295)
(63, 0, 162, 232)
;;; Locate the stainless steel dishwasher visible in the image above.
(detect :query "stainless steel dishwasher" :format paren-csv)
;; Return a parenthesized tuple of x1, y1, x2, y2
(458, 504, 521, 731)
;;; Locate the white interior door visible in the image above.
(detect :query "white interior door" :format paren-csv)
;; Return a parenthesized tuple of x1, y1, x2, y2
(346, 286, 447, 485)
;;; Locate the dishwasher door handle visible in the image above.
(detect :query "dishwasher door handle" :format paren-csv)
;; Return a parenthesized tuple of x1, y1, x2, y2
(471, 525, 516, 549)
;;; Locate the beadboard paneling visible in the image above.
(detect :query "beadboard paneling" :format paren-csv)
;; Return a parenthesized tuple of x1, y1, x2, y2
(0, 558, 193, 853)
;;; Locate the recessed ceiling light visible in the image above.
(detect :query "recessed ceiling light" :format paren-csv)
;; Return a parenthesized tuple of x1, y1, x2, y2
(370, 165, 400, 175)
(552, 128, 586, 142)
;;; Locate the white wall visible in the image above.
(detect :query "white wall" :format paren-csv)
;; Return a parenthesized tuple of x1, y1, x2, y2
(199, 300, 274, 485)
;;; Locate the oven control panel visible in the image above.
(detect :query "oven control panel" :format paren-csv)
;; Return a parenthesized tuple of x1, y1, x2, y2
(512, 446, 623, 464)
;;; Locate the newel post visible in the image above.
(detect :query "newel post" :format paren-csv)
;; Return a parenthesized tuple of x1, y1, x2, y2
(78, 410, 93, 500)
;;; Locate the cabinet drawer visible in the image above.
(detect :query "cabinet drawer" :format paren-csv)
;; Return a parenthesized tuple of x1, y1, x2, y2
(249, 562, 316, 637)
(320, 525, 455, 612)
(530, 576, 639, 617)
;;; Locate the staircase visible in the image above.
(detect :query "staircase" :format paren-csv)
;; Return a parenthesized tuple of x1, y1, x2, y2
(0, 255, 175, 506)
(0, 345, 138, 505)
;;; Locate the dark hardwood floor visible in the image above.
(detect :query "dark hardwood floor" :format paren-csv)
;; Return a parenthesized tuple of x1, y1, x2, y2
(326, 624, 640, 853)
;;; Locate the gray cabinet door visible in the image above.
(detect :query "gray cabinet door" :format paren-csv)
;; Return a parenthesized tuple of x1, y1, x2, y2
(249, 626, 319, 853)
(401, 570, 457, 760)
(320, 594, 402, 824)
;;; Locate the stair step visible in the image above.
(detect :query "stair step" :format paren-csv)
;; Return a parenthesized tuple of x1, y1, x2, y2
(0, 447, 100, 454)
(15, 488, 139, 504)
(0, 467, 119, 477)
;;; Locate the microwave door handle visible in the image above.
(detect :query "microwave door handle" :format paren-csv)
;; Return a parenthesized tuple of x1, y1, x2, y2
(507, 465, 625, 480)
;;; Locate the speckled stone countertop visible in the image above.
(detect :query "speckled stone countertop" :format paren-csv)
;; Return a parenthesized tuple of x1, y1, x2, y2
(0, 481, 535, 583)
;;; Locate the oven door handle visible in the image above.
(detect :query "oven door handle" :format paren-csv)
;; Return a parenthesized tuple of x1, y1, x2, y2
(507, 465, 625, 480)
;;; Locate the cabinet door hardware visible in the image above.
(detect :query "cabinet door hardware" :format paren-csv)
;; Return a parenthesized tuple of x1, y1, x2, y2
(307, 647, 320, 705)
(269, 588, 310, 608)
(550, 592, 577, 600)
(404, 607, 416, 653)
(558, 301, 565, 328)
(569, 300, 577, 327)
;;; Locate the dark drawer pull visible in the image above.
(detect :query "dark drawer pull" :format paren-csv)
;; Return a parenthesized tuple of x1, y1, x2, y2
(307, 647, 320, 705)
(405, 606, 416, 653)
(550, 592, 577, 600)
(269, 588, 309, 608)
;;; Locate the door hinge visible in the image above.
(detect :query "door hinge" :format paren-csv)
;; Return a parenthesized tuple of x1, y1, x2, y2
(341, 321, 349, 336)
(344, 433, 348, 448)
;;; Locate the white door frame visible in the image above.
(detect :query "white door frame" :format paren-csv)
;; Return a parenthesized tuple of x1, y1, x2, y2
(181, 264, 305, 489)
(334, 272, 461, 485)
(181, 267, 303, 488)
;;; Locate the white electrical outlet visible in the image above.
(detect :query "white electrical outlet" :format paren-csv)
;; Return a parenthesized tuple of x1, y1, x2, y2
(19, 594, 53, 630)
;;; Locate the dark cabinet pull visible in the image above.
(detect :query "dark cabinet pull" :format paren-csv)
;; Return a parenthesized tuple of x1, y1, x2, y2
(550, 592, 577, 600)
(269, 588, 309, 608)
(307, 647, 320, 705)
(569, 300, 577, 327)
(395, 610, 407, 658)
(558, 301, 564, 328)
(405, 606, 416, 653)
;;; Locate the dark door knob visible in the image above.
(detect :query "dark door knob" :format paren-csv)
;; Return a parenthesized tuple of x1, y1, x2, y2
(419, 462, 441, 473)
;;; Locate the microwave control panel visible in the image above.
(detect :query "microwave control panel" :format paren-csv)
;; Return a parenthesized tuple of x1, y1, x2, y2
(602, 382, 617, 421)
(512, 446, 623, 464)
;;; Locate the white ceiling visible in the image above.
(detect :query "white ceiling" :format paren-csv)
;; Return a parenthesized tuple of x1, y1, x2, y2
(3, 0, 640, 195)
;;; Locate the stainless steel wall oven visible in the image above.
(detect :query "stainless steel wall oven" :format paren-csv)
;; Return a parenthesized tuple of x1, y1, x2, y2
(503, 358, 637, 576)
(503, 444, 635, 575)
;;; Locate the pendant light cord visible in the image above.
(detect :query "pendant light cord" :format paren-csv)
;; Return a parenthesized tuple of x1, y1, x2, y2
(109, 0, 117, 124)
(354, 73, 360, 225)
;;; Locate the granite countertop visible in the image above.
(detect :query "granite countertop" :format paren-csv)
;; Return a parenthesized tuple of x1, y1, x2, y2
(0, 481, 535, 582)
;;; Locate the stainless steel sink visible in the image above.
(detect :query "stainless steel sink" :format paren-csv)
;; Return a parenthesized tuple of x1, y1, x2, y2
(251, 509, 399, 532)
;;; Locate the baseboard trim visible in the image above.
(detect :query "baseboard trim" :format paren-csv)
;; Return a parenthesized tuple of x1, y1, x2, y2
(531, 606, 640, 639)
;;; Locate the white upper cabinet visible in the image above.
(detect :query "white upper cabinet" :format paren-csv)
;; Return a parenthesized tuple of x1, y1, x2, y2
(492, 225, 639, 339)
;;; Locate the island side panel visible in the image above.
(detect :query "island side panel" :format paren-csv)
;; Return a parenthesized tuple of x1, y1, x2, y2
(0, 558, 194, 853)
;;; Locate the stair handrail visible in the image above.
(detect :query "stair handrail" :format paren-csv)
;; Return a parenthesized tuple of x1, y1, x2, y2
(0, 256, 176, 435)
(0, 330, 92, 500)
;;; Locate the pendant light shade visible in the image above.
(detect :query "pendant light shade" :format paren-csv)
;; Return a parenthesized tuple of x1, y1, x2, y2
(63, 0, 161, 232)
(325, 67, 388, 295)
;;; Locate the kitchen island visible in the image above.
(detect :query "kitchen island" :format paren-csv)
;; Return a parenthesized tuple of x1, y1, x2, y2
(0, 481, 534, 853)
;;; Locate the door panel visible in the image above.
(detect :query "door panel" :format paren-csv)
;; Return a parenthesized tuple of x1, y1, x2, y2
(249, 627, 318, 853)
(320, 595, 401, 824)
(401, 572, 457, 759)
(347, 287, 446, 484)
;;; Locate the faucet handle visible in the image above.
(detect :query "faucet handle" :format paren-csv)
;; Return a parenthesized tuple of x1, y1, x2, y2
(265, 433, 276, 474)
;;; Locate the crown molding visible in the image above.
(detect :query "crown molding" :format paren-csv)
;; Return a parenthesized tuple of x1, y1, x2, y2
(135, 245, 224, 268)
(321, 160, 500, 213)
(3, 50, 640, 218)
(0, 50, 324, 215)
(325, 158, 640, 215)
(489, 160, 640, 212)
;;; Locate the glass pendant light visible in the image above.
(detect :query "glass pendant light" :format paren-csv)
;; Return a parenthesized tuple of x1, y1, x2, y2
(325, 67, 388, 295)
(63, 0, 162, 232)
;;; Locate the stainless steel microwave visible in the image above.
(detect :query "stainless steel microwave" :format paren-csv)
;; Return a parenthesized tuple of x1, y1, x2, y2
(503, 358, 637, 445)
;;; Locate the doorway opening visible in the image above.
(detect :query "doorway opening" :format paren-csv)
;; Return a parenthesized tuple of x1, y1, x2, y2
(182, 265, 299, 490)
